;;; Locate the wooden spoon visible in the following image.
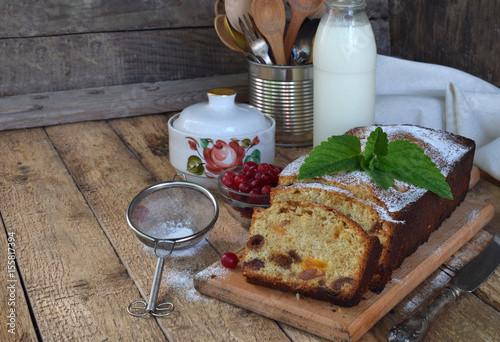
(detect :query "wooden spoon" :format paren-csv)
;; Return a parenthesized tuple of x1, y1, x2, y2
(214, 14, 244, 52)
(284, 0, 325, 59)
(251, 0, 287, 65)
(214, 0, 226, 16)
(215, 14, 263, 63)
(225, 0, 252, 32)
(224, 15, 249, 51)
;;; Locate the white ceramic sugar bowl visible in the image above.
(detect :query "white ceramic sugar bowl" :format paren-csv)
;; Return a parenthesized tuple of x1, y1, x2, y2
(168, 88, 276, 190)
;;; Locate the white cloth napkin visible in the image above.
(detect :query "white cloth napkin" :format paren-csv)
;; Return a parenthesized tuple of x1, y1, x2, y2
(375, 55, 500, 181)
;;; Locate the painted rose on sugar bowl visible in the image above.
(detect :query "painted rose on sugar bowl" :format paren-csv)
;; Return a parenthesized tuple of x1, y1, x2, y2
(168, 88, 275, 190)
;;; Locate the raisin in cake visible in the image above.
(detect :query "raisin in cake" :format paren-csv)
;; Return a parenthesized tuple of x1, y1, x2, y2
(242, 201, 382, 307)
(277, 124, 475, 292)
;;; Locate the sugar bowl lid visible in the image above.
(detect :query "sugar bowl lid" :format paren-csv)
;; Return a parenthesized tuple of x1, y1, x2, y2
(172, 88, 271, 136)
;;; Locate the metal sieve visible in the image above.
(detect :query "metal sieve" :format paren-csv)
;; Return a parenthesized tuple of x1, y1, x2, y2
(126, 179, 219, 317)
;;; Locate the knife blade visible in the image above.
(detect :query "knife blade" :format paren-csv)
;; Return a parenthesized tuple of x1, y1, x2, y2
(388, 234, 500, 342)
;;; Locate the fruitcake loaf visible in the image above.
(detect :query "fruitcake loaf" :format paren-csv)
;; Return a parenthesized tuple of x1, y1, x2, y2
(277, 124, 475, 291)
(242, 201, 382, 307)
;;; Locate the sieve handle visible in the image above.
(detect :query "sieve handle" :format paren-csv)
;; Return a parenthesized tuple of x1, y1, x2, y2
(147, 257, 165, 311)
(146, 256, 175, 316)
(128, 256, 174, 317)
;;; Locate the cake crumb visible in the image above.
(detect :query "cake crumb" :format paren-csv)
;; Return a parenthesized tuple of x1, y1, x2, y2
(296, 293, 300, 300)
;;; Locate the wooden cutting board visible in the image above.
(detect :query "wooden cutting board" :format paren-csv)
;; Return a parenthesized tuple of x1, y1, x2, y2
(194, 168, 494, 341)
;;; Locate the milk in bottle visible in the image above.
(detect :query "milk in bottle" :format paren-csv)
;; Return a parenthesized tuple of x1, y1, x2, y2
(313, 0, 377, 146)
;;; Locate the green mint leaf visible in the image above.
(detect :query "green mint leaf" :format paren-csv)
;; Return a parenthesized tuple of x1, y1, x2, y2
(367, 169, 395, 190)
(298, 134, 363, 179)
(297, 128, 453, 200)
(360, 155, 372, 171)
(365, 127, 388, 157)
(374, 139, 453, 199)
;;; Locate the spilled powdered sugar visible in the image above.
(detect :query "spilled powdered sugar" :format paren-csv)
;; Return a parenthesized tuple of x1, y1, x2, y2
(468, 208, 481, 222)
(196, 261, 230, 280)
(139, 219, 217, 302)
(390, 270, 451, 317)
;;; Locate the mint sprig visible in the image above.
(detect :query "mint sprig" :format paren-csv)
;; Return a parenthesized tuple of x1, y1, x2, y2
(298, 127, 453, 200)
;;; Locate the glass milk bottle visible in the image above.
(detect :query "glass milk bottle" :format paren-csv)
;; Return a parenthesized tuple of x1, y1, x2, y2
(313, 0, 377, 146)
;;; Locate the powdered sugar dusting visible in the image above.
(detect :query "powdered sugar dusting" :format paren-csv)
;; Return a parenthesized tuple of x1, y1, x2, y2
(196, 261, 230, 281)
(395, 271, 451, 317)
(282, 182, 403, 223)
(162, 268, 202, 302)
(281, 155, 306, 177)
(279, 125, 471, 213)
(141, 219, 195, 239)
(468, 208, 481, 222)
(358, 125, 470, 174)
(282, 156, 426, 212)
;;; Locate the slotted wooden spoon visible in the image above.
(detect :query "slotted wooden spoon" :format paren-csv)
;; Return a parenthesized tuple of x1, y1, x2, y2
(225, 0, 252, 32)
(251, 0, 287, 65)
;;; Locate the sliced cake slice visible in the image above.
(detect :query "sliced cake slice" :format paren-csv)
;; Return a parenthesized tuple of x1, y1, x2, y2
(242, 201, 382, 307)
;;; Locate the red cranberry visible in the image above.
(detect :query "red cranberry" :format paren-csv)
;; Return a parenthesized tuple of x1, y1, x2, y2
(250, 179, 263, 190)
(221, 252, 239, 269)
(257, 163, 272, 173)
(221, 173, 235, 188)
(225, 170, 236, 178)
(233, 174, 247, 186)
(243, 161, 258, 172)
(238, 181, 252, 193)
(259, 172, 273, 185)
(244, 168, 257, 179)
(249, 188, 262, 204)
(261, 185, 272, 195)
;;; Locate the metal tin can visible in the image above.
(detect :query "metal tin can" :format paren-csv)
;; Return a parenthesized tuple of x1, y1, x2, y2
(248, 60, 313, 147)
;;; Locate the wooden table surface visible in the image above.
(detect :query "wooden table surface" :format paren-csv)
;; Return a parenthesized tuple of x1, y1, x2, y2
(0, 113, 499, 342)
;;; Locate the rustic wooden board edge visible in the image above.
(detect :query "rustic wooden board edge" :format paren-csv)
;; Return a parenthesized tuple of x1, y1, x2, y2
(470, 165, 480, 188)
(0, 73, 248, 131)
(194, 199, 495, 342)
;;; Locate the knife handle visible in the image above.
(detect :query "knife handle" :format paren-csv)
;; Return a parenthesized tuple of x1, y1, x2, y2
(388, 285, 461, 342)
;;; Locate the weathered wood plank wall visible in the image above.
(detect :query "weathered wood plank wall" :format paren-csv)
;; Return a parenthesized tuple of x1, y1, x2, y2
(390, 0, 500, 87)
(0, 0, 389, 97)
(0, 0, 246, 97)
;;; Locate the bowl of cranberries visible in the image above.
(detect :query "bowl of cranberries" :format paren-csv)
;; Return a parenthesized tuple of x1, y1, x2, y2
(217, 161, 283, 228)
